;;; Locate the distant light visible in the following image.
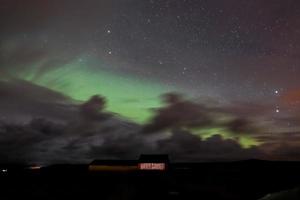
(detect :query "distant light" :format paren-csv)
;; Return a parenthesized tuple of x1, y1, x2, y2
(29, 166, 42, 170)
(107, 30, 111, 34)
(1, 169, 7, 173)
(108, 51, 112, 54)
(275, 90, 279, 94)
(276, 109, 280, 113)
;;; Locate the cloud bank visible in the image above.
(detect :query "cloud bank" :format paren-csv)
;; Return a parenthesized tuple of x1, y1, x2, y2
(0, 79, 299, 164)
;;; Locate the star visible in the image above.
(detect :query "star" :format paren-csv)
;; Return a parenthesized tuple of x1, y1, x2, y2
(107, 30, 111, 34)
(108, 51, 112, 55)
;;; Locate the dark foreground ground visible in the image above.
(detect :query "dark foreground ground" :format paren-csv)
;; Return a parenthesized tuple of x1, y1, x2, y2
(1, 160, 300, 200)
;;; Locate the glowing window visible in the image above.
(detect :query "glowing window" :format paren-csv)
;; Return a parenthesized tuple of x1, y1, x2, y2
(138, 163, 166, 170)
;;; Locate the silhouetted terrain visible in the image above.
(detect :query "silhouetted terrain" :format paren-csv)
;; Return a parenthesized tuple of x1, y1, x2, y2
(1, 160, 300, 200)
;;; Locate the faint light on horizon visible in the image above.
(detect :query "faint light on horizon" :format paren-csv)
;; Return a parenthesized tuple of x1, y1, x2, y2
(29, 166, 42, 170)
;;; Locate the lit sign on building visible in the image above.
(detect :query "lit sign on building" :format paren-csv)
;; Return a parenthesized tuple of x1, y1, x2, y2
(138, 163, 166, 171)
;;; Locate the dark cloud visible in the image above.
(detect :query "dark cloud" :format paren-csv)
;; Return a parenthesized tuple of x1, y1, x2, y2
(0, 118, 265, 164)
(142, 93, 262, 136)
(225, 118, 258, 135)
(0, 79, 76, 123)
(157, 129, 262, 162)
(0, 80, 298, 163)
(79, 95, 111, 121)
(86, 134, 148, 160)
(0, 83, 266, 163)
(142, 93, 212, 133)
(0, 119, 64, 163)
(0, 79, 69, 103)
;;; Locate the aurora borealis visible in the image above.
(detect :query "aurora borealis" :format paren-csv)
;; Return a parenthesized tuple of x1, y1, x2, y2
(0, 0, 300, 163)
(19, 59, 171, 123)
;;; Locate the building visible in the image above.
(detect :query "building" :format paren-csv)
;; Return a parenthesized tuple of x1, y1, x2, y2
(88, 160, 138, 172)
(89, 155, 170, 172)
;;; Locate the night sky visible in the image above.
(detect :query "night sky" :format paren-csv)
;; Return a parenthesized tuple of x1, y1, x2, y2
(0, 0, 300, 164)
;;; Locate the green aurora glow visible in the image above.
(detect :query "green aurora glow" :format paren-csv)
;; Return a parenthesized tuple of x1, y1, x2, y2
(17, 60, 172, 123)
(188, 127, 260, 148)
(6, 59, 260, 147)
